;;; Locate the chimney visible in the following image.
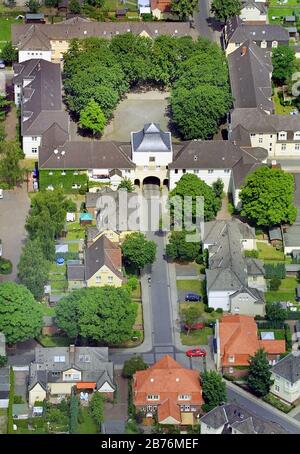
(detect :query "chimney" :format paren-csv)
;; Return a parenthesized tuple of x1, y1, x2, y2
(69, 344, 75, 365)
(241, 46, 247, 56)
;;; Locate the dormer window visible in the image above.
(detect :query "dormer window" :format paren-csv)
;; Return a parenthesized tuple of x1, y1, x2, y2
(278, 131, 287, 141)
(272, 41, 278, 48)
(147, 395, 160, 401)
(294, 131, 300, 140)
(261, 40, 267, 49)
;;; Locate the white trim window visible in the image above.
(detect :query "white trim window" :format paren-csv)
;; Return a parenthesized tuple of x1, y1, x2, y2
(281, 144, 286, 151)
(31, 148, 38, 154)
(147, 395, 160, 401)
(178, 395, 191, 401)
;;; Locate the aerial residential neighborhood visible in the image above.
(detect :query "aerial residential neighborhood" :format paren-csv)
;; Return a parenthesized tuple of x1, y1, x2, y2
(2, 0, 300, 441)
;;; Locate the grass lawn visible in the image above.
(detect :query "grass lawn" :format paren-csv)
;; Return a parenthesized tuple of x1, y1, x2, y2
(0, 17, 22, 49)
(66, 222, 85, 240)
(50, 263, 66, 275)
(265, 276, 298, 303)
(179, 302, 222, 322)
(37, 335, 72, 347)
(257, 242, 285, 261)
(104, 0, 137, 12)
(134, 302, 143, 327)
(0, 408, 7, 434)
(176, 280, 203, 294)
(273, 92, 294, 115)
(131, 283, 141, 299)
(49, 279, 68, 292)
(77, 408, 99, 434)
(67, 242, 79, 253)
(180, 327, 213, 346)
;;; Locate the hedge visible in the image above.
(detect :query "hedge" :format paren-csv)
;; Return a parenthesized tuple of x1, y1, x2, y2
(245, 250, 259, 258)
(285, 312, 300, 319)
(256, 320, 284, 329)
(0, 258, 12, 275)
(264, 263, 286, 279)
(263, 393, 293, 413)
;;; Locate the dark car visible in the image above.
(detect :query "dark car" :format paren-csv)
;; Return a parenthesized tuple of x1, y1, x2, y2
(185, 293, 201, 302)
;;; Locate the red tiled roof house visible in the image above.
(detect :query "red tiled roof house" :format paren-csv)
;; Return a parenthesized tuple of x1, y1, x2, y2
(215, 315, 286, 377)
(132, 355, 204, 425)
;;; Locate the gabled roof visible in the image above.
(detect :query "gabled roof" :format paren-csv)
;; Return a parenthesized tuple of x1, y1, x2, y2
(17, 24, 51, 51)
(157, 398, 181, 424)
(271, 351, 300, 384)
(225, 16, 289, 44)
(228, 40, 273, 112)
(241, 1, 267, 15)
(85, 234, 123, 281)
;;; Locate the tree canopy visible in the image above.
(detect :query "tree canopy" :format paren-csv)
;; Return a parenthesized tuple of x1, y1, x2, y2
(63, 34, 231, 140)
(121, 233, 157, 271)
(118, 177, 134, 193)
(201, 371, 227, 412)
(240, 167, 297, 227)
(266, 302, 287, 323)
(1, 42, 18, 64)
(171, 0, 198, 20)
(247, 349, 274, 397)
(272, 46, 296, 86)
(122, 356, 148, 379)
(0, 282, 42, 344)
(56, 286, 137, 344)
(211, 0, 242, 23)
(79, 99, 106, 135)
(165, 230, 201, 262)
(0, 140, 25, 188)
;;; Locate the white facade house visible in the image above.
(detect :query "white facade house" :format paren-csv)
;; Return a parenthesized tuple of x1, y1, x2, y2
(271, 352, 300, 404)
(240, 1, 267, 23)
(19, 49, 52, 63)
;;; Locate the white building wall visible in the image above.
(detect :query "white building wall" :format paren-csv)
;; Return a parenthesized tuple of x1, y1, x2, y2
(0, 399, 9, 409)
(22, 135, 41, 158)
(169, 169, 232, 191)
(240, 6, 266, 22)
(208, 290, 234, 311)
(200, 421, 223, 434)
(132, 150, 172, 167)
(271, 373, 300, 403)
(19, 50, 52, 63)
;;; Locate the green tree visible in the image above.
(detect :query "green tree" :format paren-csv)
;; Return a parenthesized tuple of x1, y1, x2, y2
(240, 167, 297, 227)
(0, 141, 25, 188)
(171, 0, 198, 20)
(170, 173, 221, 222)
(122, 356, 148, 378)
(269, 278, 282, 291)
(0, 282, 42, 344)
(56, 287, 137, 344)
(122, 233, 157, 271)
(1, 42, 18, 64)
(0, 356, 7, 367)
(201, 371, 227, 412)
(0, 96, 10, 122)
(165, 230, 201, 262)
(18, 239, 50, 300)
(69, 396, 79, 434)
(89, 392, 104, 426)
(211, 0, 242, 23)
(266, 302, 287, 323)
(79, 99, 106, 135)
(272, 45, 296, 85)
(25, 0, 41, 12)
(118, 177, 134, 193)
(247, 349, 273, 397)
(212, 178, 224, 199)
(85, 0, 104, 7)
(45, 0, 59, 6)
(181, 306, 201, 335)
(69, 0, 81, 14)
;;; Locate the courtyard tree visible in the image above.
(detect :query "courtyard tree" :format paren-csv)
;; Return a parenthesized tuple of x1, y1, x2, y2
(18, 239, 51, 300)
(266, 302, 287, 324)
(56, 287, 137, 344)
(240, 167, 297, 227)
(1, 42, 18, 64)
(118, 177, 134, 193)
(272, 46, 296, 86)
(181, 306, 202, 335)
(170, 173, 221, 222)
(201, 371, 227, 412)
(25, 0, 41, 12)
(0, 141, 25, 188)
(89, 392, 104, 426)
(171, 0, 198, 20)
(0, 282, 42, 344)
(247, 349, 273, 397)
(69, 0, 81, 14)
(212, 178, 224, 199)
(122, 356, 148, 378)
(79, 99, 106, 136)
(122, 233, 157, 271)
(211, 0, 242, 23)
(165, 230, 201, 262)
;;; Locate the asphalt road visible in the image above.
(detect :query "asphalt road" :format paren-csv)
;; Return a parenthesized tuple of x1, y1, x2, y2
(193, 0, 222, 44)
(227, 383, 300, 434)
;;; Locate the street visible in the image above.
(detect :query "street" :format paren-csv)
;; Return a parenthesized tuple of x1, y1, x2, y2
(193, 0, 222, 43)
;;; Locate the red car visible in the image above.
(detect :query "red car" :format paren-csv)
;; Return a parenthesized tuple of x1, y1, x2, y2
(186, 348, 206, 358)
(184, 322, 205, 331)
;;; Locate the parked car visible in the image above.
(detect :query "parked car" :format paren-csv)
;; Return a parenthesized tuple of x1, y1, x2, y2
(0, 189, 3, 199)
(186, 348, 206, 358)
(185, 293, 201, 302)
(0, 60, 5, 69)
(184, 322, 205, 331)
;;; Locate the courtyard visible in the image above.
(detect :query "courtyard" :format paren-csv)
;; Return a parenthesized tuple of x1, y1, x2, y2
(101, 90, 170, 142)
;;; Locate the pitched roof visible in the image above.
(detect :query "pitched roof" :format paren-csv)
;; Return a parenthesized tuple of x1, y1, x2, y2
(219, 315, 286, 366)
(67, 263, 85, 281)
(228, 40, 273, 112)
(17, 24, 51, 51)
(157, 398, 181, 424)
(131, 123, 172, 153)
(85, 234, 123, 281)
(225, 16, 289, 44)
(200, 403, 288, 434)
(241, 1, 267, 15)
(271, 351, 300, 383)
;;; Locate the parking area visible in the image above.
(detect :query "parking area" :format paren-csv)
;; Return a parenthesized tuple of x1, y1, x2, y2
(0, 185, 30, 282)
(14, 370, 28, 400)
(103, 370, 128, 434)
(175, 263, 199, 277)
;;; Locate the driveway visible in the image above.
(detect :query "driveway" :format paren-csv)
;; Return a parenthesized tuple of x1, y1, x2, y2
(14, 370, 28, 400)
(103, 370, 128, 434)
(0, 185, 30, 282)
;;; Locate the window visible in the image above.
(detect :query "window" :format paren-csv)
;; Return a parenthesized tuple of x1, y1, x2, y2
(52, 371, 60, 376)
(272, 41, 278, 48)
(149, 157, 155, 162)
(174, 169, 178, 174)
(281, 144, 286, 151)
(73, 374, 80, 380)
(182, 169, 186, 174)
(261, 40, 267, 49)
(147, 395, 159, 401)
(124, 169, 131, 174)
(228, 355, 235, 363)
(194, 169, 199, 174)
(224, 169, 230, 173)
(108, 276, 113, 283)
(259, 137, 263, 144)
(31, 148, 37, 154)
(294, 132, 300, 140)
(229, 367, 234, 374)
(296, 144, 300, 151)
(235, 43, 241, 48)
(208, 169, 214, 174)
(250, 133, 256, 137)
(178, 395, 191, 401)
(96, 276, 101, 283)
(279, 132, 287, 140)
(32, 136, 37, 141)
(54, 356, 65, 363)
(275, 385, 280, 392)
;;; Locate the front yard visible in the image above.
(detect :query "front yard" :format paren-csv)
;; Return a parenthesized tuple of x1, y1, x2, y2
(77, 407, 99, 434)
(265, 276, 298, 303)
(179, 301, 221, 346)
(176, 280, 204, 294)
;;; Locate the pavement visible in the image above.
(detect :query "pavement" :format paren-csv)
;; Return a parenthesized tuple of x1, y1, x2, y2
(0, 185, 30, 282)
(193, 0, 222, 44)
(103, 370, 127, 434)
(226, 381, 300, 434)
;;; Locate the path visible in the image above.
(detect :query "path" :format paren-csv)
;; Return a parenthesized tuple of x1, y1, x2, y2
(216, 196, 232, 221)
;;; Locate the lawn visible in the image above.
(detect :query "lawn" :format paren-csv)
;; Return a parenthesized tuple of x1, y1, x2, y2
(104, 0, 138, 12)
(67, 242, 80, 253)
(273, 92, 294, 115)
(77, 408, 99, 434)
(38, 303, 56, 316)
(131, 283, 141, 300)
(265, 276, 298, 303)
(0, 408, 7, 434)
(66, 221, 85, 241)
(179, 302, 222, 322)
(176, 280, 203, 294)
(49, 279, 68, 292)
(180, 327, 213, 346)
(37, 335, 72, 347)
(0, 17, 22, 49)
(268, 4, 300, 23)
(50, 263, 66, 274)
(257, 242, 285, 261)
(258, 328, 285, 340)
(134, 302, 143, 327)
(39, 169, 88, 193)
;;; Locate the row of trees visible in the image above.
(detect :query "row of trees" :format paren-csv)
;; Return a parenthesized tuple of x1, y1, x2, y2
(63, 34, 232, 139)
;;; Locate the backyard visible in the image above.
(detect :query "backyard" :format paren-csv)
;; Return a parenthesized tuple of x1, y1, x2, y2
(265, 276, 298, 303)
(268, 0, 300, 24)
(257, 242, 286, 262)
(0, 17, 22, 50)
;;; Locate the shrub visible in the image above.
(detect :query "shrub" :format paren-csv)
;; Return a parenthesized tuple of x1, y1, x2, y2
(0, 258, 13, 275)
(216, 308, 223, 314)
(269, 277, 281, 291)
(126, 276, 138, 292)
(204, 306, 214, 313)
(284, 324, 292, 351)
(123, 356, 148, 379)
(0, 355, 7, 367)
(89, 392, 104, 426)
(13, 395, 24, 404)
(32, 417, 45, 428)
(264, 263, 286, 280)
(195, 254, 203, 265)
(263, 393, 293, 413)
(244, 250, 259, 258)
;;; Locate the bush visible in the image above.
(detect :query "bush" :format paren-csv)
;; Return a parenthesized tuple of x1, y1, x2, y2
(244, 250, 259, 258)
(204, 306, 214, 313)
(263, 393, 293, 413)
(216, 308, 223, 313)
(123, 356, 148, 379)
(0, 257, 13, 275)
(195, 254, 203, 265)
(284, 324, 292, 351)
(13, 395, 24, 404)
(264, 263, 286, 280)
(32, 417, 45, 428)
(269, 277, 281, 291)
(0, 355, 7, 367)
(126, 276, 138, 292)
(14, 419, 29, 428)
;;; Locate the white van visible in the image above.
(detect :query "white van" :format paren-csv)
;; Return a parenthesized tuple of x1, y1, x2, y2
(0, 189, 3, 199)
